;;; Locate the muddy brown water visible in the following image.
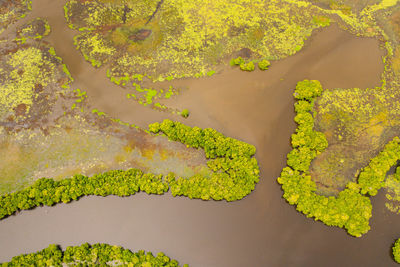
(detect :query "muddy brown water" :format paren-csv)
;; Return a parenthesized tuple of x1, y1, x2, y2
(1, 0, 399, 266)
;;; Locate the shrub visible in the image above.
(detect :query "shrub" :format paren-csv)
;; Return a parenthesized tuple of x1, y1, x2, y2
(358, 137, 400, 196)
(149, 119, 260, 201)
(393, 238, 400, 263)
(277, 79, 383, 237)
(207, 70, 216, 76)
(230, 56, 244, 66)
(294, 79, 323, 101)
(258, 59, 271, 70)
(0, 169, 169, 219)
(181, 109, 190, 118)
(230, 57, 255, 72)
(239, 61, 255, 71)
(0, 121, 260, 220)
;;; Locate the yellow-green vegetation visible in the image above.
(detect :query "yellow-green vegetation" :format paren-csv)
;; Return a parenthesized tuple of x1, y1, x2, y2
(0, 28, 206, 196)
(384, 174, 400, 214)
(127, 83, 181, 112)
(63, 0, 338, 114)
(393, 238, 400, 263)
(15, 18, 50, 44)
(0, 0, 32, 34)
(0, 46, 56, 118)
(106, 69, 181, 113)
(309, 0, 400, 196)
(258, 59, 271, 70)
(180, 109, 189, 118)
(0, 114, 132, 193)
(62, 0, 400, 120)
(0, 38, 74, 123)
(0, 119, 259, 219)
(312, 15, 331, 27)
(149, 120, 260, 201)
(64, 0, 331, 80)
(0, 113, 213, 195)
(357, 138, 400, 196)
(279, 80, 369, 237)
(73, 32, 116, 67)
(0, 21, 75, 126)
(278, 79, 400, 237)
(362, 0, 399, 15)
(230, 57, 272, 71)
(1, 243, 187, 266)
(311, 84, 400, 196)
(71, 88, 87, 111)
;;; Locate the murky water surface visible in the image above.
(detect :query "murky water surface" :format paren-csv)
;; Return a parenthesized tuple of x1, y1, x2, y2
(1, 0, 399, 266)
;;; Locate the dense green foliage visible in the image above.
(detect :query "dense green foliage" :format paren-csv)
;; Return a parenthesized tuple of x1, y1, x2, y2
(0, 121, 259, 218)
(258, 59, 271, 70)
(279, 79, 400, 237)
(180, 109, 190, 118)
(1, 243, 187, 266)
(230, 57, 245, 66)
(149, 120, 260, 201)
(239, 62, 255, 72)
(393, 238, 400, 264)
(293, 79, 323, 101)
(358, 137, 400, 196)
(0, 169, 168, 219)
(230, 57, 269, 72)
(278, 80, 373, 237)
(230, 57, 255, 71)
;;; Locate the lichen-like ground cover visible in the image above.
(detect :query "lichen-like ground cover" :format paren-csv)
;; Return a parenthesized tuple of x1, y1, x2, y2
(3, 0, 400, 265)
(0, 0, 31, 35)
(63, 0, 333, 113)
(0, 18, 215, 195)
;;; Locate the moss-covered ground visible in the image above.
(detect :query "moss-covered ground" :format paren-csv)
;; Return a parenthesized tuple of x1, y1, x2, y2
(0, 0, 32, 35)
(64, 0, 335, 114)
(0, 18, 211, 195)
(303, 1, 400, 204)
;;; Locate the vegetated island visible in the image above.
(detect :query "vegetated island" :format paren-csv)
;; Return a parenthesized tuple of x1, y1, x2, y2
(0, 119, 260, 220)
(278, 79, 400, 237)
(1, 243, 188, 266)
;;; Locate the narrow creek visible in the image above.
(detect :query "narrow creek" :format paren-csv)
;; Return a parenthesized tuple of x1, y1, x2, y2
(1, 0, 399, 266)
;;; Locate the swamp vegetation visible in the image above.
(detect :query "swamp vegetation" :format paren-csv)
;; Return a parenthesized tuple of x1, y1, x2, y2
(2, 0, 400, 266)
(1, 243, 187, 266)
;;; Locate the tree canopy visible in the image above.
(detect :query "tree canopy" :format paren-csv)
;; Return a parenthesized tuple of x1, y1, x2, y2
(1, 243, 187, 266)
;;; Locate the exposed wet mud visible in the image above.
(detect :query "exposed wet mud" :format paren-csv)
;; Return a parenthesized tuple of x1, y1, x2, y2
(1, 0, 399, 266)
